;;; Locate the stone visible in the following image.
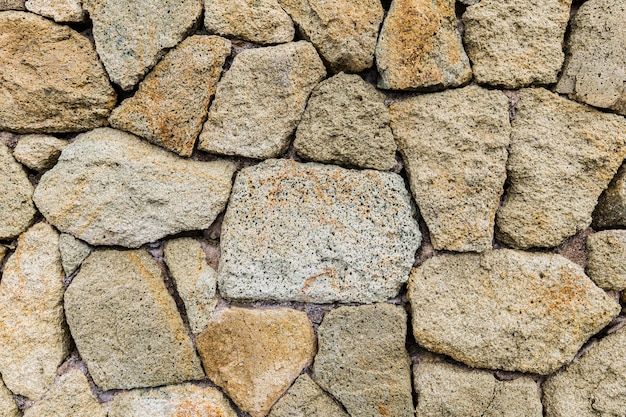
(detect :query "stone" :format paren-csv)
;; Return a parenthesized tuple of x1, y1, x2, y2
(0, 246, 6, 264)
(462, 0, 571, 88)
(164, 238, 217, 334)
(0, 0, 24, 10)
(375, 0, 471, 90)
(198, 41, 326, 159)
(556, 0, 626, 115)
(0, 12, 116, 133)
(586, 230, 626, 291)
(109, 35, 231, 157)
(218, 159, 421, 303)
(390, 85, 510, 252)
(269, 374, 349, 417)
(279, 0, 383, 73)
(0, 378, 19, 417)
(293, 72, 396, 170)
(0, 223, 70, 400)
(196, 307, 316, 417)
(58, 233, 91, 276)
(594, 163, 626, 228)
(13, 135, 67, 172)
(495, 88, 626, 249)
(204, 0, 294, 45)
(91, 0, 202, 91)
(407, 250, 621, 374)
(312, 304, 413, 417)
(34, 128, 236, 248)
(64, 249, 204, 391)
(25, 0, 84, 22)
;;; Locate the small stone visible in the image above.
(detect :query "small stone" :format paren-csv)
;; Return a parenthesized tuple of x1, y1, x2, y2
(58, 233, 91, 276)
(462, 0, 571, 88)
(586, 230, 626, 291)
(0, 0, 24, 10)
(269, 374, 349, 417)
(390, 85, 510, 251)
(198, 41, 326, 159)
(375, 0, 471, 90)
(0, 246, 6, 263)
(197, 307, 315, 417)
(218, 159, 421, 303)
(34, 128, 236, 248)
(594, 163, 626, 228)
(0, 223, 70, 400)
(0, 11, 116, 133)
(279, 0, 383, 73)
(109, 35, 231, 157)
(13, 135, 67, 172)
(313, 304, 413, 417)
(25, 0, 85, 22)
(0, 378, 19, 417)
(496, 88, 626, 249)
(407, 250, 620, 374)
(64, 249, 204, 390)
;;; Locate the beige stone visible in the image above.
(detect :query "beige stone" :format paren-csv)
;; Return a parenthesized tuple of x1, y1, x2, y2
(586, 230, 626, 291)
(269, 374, 349, 417)
(0, 0, 24, 10)
(0, 246, 6, 264)
(594, 163, 626, 228)
(25, 0, 85, 22)
(0, 378, 19, 417)
(58, 233, 91, 276)
(13, 135, 67, 172)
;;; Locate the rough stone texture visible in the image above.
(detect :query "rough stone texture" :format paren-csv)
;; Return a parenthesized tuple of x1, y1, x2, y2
(293, 72, 396, 170)
(58, 233, 91, 276)
(91, 0, 202, 91)
(0, 223, 70, 400)
(408, 250, 621, 374)
(496, 88, 626, 249)
(25, 0, 85, 22)
(13, 135, 67, 172)
(0, 0, 24, 9)
(218, 159, 421, 303)
(198, 41, 326, 159)
(313, 304, 413, 417)
(390, 85, 510, 252)
(586, 230, 626, 291)
(197, 307, 315, 417)
(556, 0, 626, 115)
(594, 163, 626, 228)
(164, 238, 217, 334)
(462, 0, 571, 88)
(0, 12, 116, 133)
(204, 0, 294, 45)
(64, 249, 204, 391)
(0, 378, 19, 417)
(375, 0, 471, 90)
(34, 128, 236, 248)
(543, 326, 626, 417)
(0, 246, 6, 264)
(269, 374, 349, 417)
(109, 35, 231, 157)
(279, 0, 383, 73)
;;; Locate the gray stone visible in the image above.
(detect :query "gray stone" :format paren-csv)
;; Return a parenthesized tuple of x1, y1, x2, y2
(269, 374, 349, 417)
(0, 0, 24, 10)
(407, 250, 620, 374)
(390, 85, 510, 252)
(13, 135, 67, 172)
(0, 142, 36, 240)
(312, 304, 414, 417)
(586, 230, 626, 291)
(0, 378, 19, 417)
(198, 41, 326, 159)
(496, 88, 626, 249)
(25, 0, 85, 22)
(594, 163, 626, 228)
(218, 159, 421, 303)
(34, 128, 236, 248)
(58, 233, 91, 276)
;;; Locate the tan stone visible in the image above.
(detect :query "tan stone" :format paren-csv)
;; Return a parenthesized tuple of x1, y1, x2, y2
(13, 135, 67, 172)
(586, 230, 626, 291)
(594, 163, 626, 228)
(0, 246, 6, 264)
(269, 374, 349, 417)
(0, 142, 36, 240)
(25, 0, 85, 22)
(0, 378, 19, 417)
(58, 233, 91, 276)
(0, 0, 24, 10)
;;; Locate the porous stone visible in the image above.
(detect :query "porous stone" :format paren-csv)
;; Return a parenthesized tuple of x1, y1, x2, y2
(312, 304, 413, 417)
(390, 85, 510, 251)
(198, 41, 326, 159)
(0, 246, 6, 263)
(0, 378, 19, 417)
(269, 374, 349, 417)
(279, 0, 383, 73)
(0, 223, 70, 400)
(13, 135, 67, 172)
(109, 35, 231, 157)
(218, 159, 421, 303)
(58, 233, 91, 276)
(0, 0, 24, 9)
(196, 307, 316, 417)
(0, 11, 116, 133)
(407, 250, 621, 374)
(462, 0, 571, 88)
(294, 72, 396, 170)
(64, 249, 204, 390)
(594, 163, 626, 228)
(375, 0, 471, 90)
(25, 0, 84, 22)
(496, 88, 626, 249)
(586, 230, 626, 291)
(33, 128, 236, 248)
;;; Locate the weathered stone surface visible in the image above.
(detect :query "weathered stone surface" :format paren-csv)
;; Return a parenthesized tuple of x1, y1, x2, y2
(496, 88, 626, 249)
(0, 223, 70, 399)
(294, 72, 396, 170)
(463, 0, 571, 88)
(0, 246, 6, 264)
(390, 85, 510, 251)
(375, 0, 471, 90)
(64, 249, 204, 390)
(109, 36, 231, 157)
(408, 250, 620, 374)
(218, 159, 421, 303)
(204, 0, 294, 44)
(586, 230, 626, 291)
(197, 307, 315, 417)
(25, 0, 84, 22)
(594, 163, 626, 228)
(34, 128, 236, 248)
(58, 233, 91, 276)
(0, 0, 24, 10)
(279, 0, 383, 73)
(0, 142, 36, 240)
(198, 41, 326, 159)
(0, 12, 116, 133)
(13, 135, 67, 172)
(91, 0, 202, 91)
(313, 304, 413, 417)
(269, 374, 349, 417)
(0, 378, 19, 417)
(543, 326, 626, 417)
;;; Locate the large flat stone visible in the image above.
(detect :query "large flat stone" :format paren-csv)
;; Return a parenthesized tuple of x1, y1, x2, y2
(586, 230, 626, 291)
(594, 163, 626, 228)
(0, 378, 19, 417)
(13, 134, 67, 172)
(269, 374, 349, 417)
(25, 0, 84, 22)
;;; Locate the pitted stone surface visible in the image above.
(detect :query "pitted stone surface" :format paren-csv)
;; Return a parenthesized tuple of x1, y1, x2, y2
(218, 159, 421, 303)
(58, 233, 91, 276)
(269, 374, 349, 417)
(586, 230, 626, 291)
(0, 377, 19, 417)
(594, 164, 626, 228)
(0, 0, 24, 9)
(13, 134, 67, 172)
(25, 0, 84, 22)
